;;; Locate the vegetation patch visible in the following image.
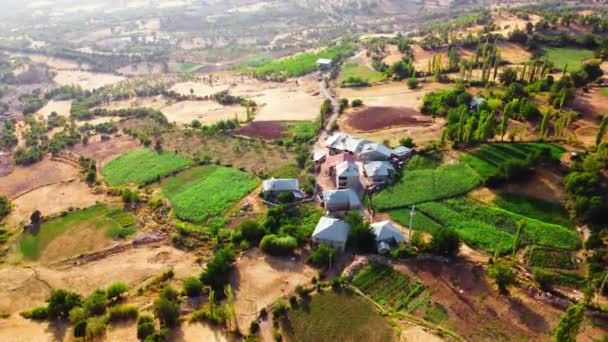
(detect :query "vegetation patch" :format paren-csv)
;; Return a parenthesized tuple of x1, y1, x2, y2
(527, 247, 575, 270)
(173, 62, 203, 73)
(543, 48, 594, 71)
(373, 162, 480, 210)
(390, 209, 442, 235)
(161, 165, 260, 223)
(494, 193, 573, 229)
(102, 148, 193, 186)
(352, 263, 425, 311)
(338, 63, 386, 86)
(18, 205, 136, 260)
(281, 291, 395, 342)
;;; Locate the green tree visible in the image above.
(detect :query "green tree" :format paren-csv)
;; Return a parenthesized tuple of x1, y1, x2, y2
(153, 292, 180, 327)
(345, 211, 376, 253)
(0, 195, 10, 220)
(596, 115, 608, 147)
(307, 244, 335, 268)
(83, 289, 108, 317)
(428, 228, 460, 258)
(137, 315, 156, 340)
(107, 282, 129, 302)
(47, 289, 82, 319)
(73, 320, 87, 339)
(488, 262, 516, 293)
(200, 247, 236, 292)
(554, 304, 585, 342)
(183, 277, 203, 297)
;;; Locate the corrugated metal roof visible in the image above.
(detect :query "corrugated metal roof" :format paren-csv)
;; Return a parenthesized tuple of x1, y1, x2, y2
(312, 217, 350, 243)
(371, 220, 406, 243)
(262, 178, 299, 192)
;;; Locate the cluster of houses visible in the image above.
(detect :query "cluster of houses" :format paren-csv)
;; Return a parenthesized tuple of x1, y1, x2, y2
(261, 133, 415, 255)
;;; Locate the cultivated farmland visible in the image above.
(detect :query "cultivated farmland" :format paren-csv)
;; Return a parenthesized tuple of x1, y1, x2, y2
(338, 63, 386, 85)
(494, 193, 573, 229)
(161, 165, 260, 223)
(543, 47, 595, 71)
(102, 148, 193, 186)
(373, 162, 480, 210)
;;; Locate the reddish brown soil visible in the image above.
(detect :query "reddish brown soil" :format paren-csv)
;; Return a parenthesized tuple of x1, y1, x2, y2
(0, 152, 13, 177)
(71, 135, 141, 168)
(235, 121, 288, 140)
(346, 106, 433, 131)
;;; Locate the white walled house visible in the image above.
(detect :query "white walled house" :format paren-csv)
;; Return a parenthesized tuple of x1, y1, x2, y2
(364, 161, 396, 185)
(321, 189, 363, 214)
(312, 217, 351, 252)
(262, 178, 302, 201)
(371, 220, 406, 254)
(358, 142, 392, 161)
(336, 161, 360, 190)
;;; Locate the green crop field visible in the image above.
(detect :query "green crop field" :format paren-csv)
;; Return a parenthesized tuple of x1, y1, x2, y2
(417, 197, 580, 253)
(338, 63, 386, 84)
(161, 165, 260, 223)
(527, 247, 575, 269)
(602, 88, 608, 97)
(352, 263, 425, 311)
(543, 47, 594, 71)
(246, 42, 357, 79)
(173, 62, 203, 73)
(462, 143, 564, 182)
(494, 193, 573, 229)
(373, 162, 480, 210)
(102, 149, 193, 186)
(18, 205, 135, 260)
(390, 208, 442, 234)
(282, 291, 395, 342)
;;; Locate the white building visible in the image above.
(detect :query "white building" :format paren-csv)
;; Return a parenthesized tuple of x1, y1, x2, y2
(312, 216, 351, 252)
(364, 161, 396, 185)
(262, 178, 302, 201)
(358, 142, 392, 161)
(321, 189, 363, 213)
(371, 220, 406, 254)
(336, 161, 360, 190)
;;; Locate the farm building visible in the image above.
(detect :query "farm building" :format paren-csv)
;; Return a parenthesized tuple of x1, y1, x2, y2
(358, 142, 392, 161)
(312, 216, 351, 252)
(316, 58, 333, 71)
(336, 161, 360, 190)
(262, 178, 302, 201)
(371, 220, 406, 254)
(391, 146, 414, 161)
(321, 189, 363, 214)
(363, 161, 396, 185)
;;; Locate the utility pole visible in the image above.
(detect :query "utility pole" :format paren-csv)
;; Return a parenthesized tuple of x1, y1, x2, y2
(409, 204, 415, 243)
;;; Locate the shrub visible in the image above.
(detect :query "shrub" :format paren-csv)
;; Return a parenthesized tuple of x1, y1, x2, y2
(200, 247, 236, 292)
(137, 315, 156, 340)
(273, 299, 288, 317)
(250, 320, 260, 334)
(74, 320, 87, 339)
(240, 220, 267, 243)
(406, 78, 419, 89)
(47, 289, 82, 319)
(83, 289, 108, 317)
(488, 262, 516, 293)
(289, 295, 298, 307)
(107, 305, 138, 322)
(183, 277, 203, 297)
(24, 306, 48, 320)
(260, 234, 298, 256)
(153, 297, 180, 328)
(307, 244, 335, 268)
(68, 307, 86, 324)
(0, 195, 10, 220)
(86, 316, 108, 339)
(107, 282, 129, 301)
(428, 228, 461, 258)
(351, 99, 363, 107)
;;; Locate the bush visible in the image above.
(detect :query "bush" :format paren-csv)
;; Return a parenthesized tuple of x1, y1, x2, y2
(240, 220, 267, 243)
(200, 247, 236, 292)
(488, 262, 516, 293)
(86, 316, 108, 339)
(153, 297, 180, 328)
(47, 289, 83, 319)
(107, 282, 129, 301)
(0, 195, 10, 220)
(289, 295, 298, 307)
(260, 234, 298, 256)
(83, 289, 108, 317)
(428, 228, 461, 258)
(183, 277, 203, 297)
(108, 305, 139, 322)
(74, 320, 87, 339)
(23, 306, 48, 320)
(68, 307, 86, 324)
(406, 78, 419, 89)
(307, 244, 335, 268)
(272, 299, 288, 317)
(351, 99, 363, 107)
(137, 315, 156, 340)
(250, 320, 260, 334)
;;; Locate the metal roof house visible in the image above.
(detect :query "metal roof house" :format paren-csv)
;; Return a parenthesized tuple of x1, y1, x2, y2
(316, 58, 333, 71)
(392, 146, 414, 160)
(371, 220, 406, 254)
(321, 189, 363, 213)
(262, 178, 302, 201)
(357, 142, 392, 161)
(363, 161, 396, 185)
(336, 160, 360, 190)
(325, 133, 370, 155)
(312, 216, 351, 252)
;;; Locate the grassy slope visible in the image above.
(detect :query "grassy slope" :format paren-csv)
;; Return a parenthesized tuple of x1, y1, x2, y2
(543, 47, 594, 71)
(282, 291, 395, 342)
(161, 165, 260, 223)
(338, 63, 386, 84)
(102, 149, 193, 186)
(19, 205, 134, 260)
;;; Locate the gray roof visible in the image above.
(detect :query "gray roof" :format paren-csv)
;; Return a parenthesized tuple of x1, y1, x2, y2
(371, 220, 406, 243)
(263, 178, 299, 192)
(325, 133, 370, 153)
(336, 161, 359, 177)
(323, 189, 362, 208)
(392, 146, 414, 156)
(312, 217, 350, 243)
(364, 161, 395, 177)
(317, 58, 332, 65)
(358, 142, 392, 159)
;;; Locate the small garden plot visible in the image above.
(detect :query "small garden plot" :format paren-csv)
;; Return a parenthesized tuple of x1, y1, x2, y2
(543, 47, 594, 71)
(462, 143, 564, 183)
(390, 208, 442, 234)
(527, 247, 575, 270)
(102, 148, 193, 186)
(161, 165, 260, 223)
(417, 198, 580, 253)
(338, 63, 386, 85)
(281, 291, 395, 342)
(17, 204, 136, 261)
(494, 193, 573, 229)
(352, 263, 425, 311)
(373, 162, 480, 210)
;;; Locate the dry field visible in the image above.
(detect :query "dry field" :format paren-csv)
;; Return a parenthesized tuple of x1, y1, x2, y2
(53, 70, 125, 90)
(27, 53, 89, 70)
(345, 106, 433, 131)
(34, 99, 72, 119)
(411, 45, 449, 71)
(234, 121, 288, 139)
(569, 88, 608, 148)
(491, 13, 542, 38)
(382, 44, 404, 65)
(71, 135, 142, 168)
(5, 180, 109, 227)
(230, 249, 316, 334)
(116, 62, 165, 76)
(337, 81, 452, 109)
(0, 157, 78, 199)
(161, 100, 246, 125)
(96, 95, 168, 111)
(170, 81, 230, 98)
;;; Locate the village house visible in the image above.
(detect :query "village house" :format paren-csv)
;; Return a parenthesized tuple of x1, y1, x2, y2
(262, 178, 302, 201)
(312, 216, 350, 252)
(336, 160, 360, 190)
(325, 133, 370, 156)
(371, 220, 406, 254)
(320, 189, 363, 215)
(391, 146, 414, 161)
(363, 161, 396, 185)
(316, 58, 333, 71)
(358, 142, 393, 161)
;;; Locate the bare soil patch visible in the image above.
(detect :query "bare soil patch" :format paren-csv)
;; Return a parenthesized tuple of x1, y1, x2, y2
(34, 99, 72, 119)
(52, 70, 125, 90)
(96, 95, 168, 111)
(230, 249, 316, 334)
(346, 106, 432, 131)
(5, 180, 109, 227)
(0, 157, 78, 199)
(234, 121, 288, 139)
(411, 45, 449, 71)
(27, 53, 89, 70)
(382, 44, 404, 65)
(71, 135, 141, 168)
(161, 100, 246, 125)
(337, 81, 451, 108)
(170, 81, 230, 98)
(498, 42, 532, 64)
